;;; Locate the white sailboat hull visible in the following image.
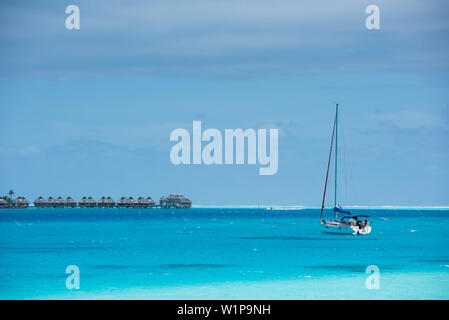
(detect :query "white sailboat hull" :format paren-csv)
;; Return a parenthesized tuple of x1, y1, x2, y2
(320, 221, 372, 235)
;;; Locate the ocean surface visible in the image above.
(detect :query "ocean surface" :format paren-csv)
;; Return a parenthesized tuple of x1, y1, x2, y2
(0, 207, 448, 299)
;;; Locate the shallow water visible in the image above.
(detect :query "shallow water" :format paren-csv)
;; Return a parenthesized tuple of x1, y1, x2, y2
(0, 207, 448, 299)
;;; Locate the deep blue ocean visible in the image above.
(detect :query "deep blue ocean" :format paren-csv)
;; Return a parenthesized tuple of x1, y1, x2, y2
(1, 207, 448, 299)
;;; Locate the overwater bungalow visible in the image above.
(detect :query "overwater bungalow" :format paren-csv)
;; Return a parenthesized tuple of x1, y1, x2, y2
(54, 197, 65, 208)
(127, 196, 135, 208)
(116, 196, 128, 208)
(160, 194, 192, 209)
(78, 196, 87, 207)
(0, 198, 10, 208)
(117, 196, 135, 208)
(34, 196, 46, 208)
(8, 193, 192, 209)
(104, 197, 115, 207)
(64, 197, 77, 208)
(135, 197, 156, 208)
(47, 197, 56, 208)
(12, 197, 29, 208)
(78, 196, 97, 208)
(98, 196, 115, 208)
(97, 197, 105, 207)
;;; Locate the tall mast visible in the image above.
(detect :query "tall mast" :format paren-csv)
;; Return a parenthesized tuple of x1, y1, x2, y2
(334, 103, 338, 220)
(320, 107, 337, 221)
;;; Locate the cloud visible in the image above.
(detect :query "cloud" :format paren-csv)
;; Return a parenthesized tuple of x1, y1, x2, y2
(50, 121, 192, 149)
(0, 0, 448, 78)
(0, 145, 41, 157)
(371, 110, 447, 130)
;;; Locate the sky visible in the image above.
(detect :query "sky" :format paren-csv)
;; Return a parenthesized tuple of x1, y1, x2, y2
(0, 0, 448, 206)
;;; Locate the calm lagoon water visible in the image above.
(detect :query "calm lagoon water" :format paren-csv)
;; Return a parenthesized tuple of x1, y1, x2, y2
(0, 207, 448, 299)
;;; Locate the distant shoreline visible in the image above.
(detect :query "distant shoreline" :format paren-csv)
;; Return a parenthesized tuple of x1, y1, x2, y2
(192, 205, 449, 210)
(13, 204, 449, 210)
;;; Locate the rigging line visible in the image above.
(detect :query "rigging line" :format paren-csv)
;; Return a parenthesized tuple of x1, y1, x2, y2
(334, 103, 338, 209)
(341, 117, 353, 207)
(320, 110, 337, 220)
(340, 117, 348, 206)
(343, 131, 348, 206)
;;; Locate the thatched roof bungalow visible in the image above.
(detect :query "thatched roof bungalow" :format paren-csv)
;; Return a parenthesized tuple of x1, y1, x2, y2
(78, 196, 97, 208)
(12, 197, 29, 208)
(64, 197, 77, 208)
(47, 197, 56, 208)
(135, 197, 156, 208)
(116, 196, 127, 208)
(116, 196, 135, 208)
(53, 197, 65, 208)
(78, 196, 87, 207)
(34, 196, 46, 208)
(0, 197, 10, 208)
(98, 196, 115, 208)
(127, 196, 135, 208)
(104, 196, 115, 207)
(97, 196, 105, 207)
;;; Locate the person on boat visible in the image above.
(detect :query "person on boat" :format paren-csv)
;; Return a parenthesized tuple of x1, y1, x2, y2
(357, 220, 367, 229)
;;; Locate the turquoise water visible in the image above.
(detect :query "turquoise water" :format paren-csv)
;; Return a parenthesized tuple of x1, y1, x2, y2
(0, 207, 448, 299)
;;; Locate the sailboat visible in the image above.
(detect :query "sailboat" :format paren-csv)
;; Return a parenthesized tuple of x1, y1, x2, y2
(319, 104, 372, 235)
